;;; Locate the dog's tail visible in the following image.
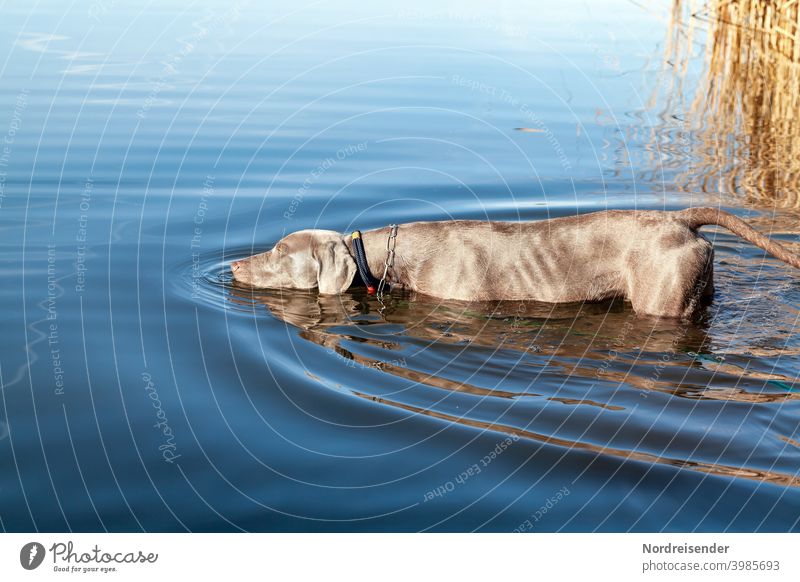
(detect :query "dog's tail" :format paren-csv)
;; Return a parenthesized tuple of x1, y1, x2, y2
(678, 207, 800, 269)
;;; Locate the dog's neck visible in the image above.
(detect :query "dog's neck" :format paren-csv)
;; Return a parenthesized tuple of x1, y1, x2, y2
(344, 227, 403, 288)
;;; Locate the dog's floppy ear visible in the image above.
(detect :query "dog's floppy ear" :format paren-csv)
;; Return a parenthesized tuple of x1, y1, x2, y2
(313, 236, 357, 294)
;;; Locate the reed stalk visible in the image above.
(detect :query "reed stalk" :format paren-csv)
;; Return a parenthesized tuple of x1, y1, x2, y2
(656, 0, 800, 207)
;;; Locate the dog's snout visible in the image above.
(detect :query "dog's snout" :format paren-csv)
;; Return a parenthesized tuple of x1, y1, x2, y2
(231, 260, 241, 271)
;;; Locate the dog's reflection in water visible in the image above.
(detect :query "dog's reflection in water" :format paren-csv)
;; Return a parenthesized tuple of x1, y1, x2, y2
(227, 283, 800, 405)
(228, 284, 718, 392)
(225, 283, 800, 487)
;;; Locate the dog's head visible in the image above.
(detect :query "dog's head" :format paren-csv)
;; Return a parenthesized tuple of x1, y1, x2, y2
(231, 230, 357, 294)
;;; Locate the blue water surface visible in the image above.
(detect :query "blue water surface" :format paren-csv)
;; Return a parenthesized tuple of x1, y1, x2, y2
(1, 0, 799, 532)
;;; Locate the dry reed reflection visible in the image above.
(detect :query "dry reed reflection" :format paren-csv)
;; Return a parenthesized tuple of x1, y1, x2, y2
(655, 0, 800, 207)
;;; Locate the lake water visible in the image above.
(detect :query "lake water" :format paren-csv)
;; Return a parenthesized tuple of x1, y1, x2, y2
(1, 0, 799, 532)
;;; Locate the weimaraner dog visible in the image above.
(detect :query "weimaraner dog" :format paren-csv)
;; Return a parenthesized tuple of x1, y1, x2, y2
(231, 208, 800, 318)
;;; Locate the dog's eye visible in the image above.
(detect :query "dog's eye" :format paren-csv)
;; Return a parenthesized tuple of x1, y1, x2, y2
(274, 244, 287, 255)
